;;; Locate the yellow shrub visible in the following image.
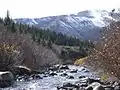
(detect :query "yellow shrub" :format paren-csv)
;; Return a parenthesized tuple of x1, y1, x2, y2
(0, 42, 19, 70)
(100, 73, 109, 81)
(74, 57, 87, 65)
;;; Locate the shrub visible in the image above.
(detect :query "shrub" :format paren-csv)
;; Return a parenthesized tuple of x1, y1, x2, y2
(87, 22, 120, 78)
(0, 42, 19, 71)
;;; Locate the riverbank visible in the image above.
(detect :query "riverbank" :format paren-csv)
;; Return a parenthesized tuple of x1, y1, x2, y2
(0, 65, 119, 90)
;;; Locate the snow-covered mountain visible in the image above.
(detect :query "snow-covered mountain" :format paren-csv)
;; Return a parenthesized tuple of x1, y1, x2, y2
(15, 10, 120, 40)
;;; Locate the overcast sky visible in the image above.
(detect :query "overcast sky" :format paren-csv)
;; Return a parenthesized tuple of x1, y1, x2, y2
(0, 0, 120, 18)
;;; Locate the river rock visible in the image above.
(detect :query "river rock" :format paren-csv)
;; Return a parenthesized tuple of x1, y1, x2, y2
(62, 83, 79, 89)
(79, 76, 86, 79)
(87, 78, 101, 84)
(86, 82, 106, 90)
(0, 71, 14, 88)
(93, 85, 105, 90)
(67, 75, 74, 79)
(70, 69, 78, 73)
(49, 72, 57, 76)
(59, 65, 69, 70)
(114, 85, 120, 90)
(60, 73, 68, 77)
(31, 74, 43, 80)
(12, 66, 31, 76)
(49, 65, 59, 71)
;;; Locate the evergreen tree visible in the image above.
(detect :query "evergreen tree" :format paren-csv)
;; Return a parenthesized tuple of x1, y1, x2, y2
(19, 23, 23, 33)
(32, 34, 36, 41)
(4, 10, 11, 26)
(11, 22, 16, 33)
(48, 40, 52, 48)
(0, 18, 3, 24)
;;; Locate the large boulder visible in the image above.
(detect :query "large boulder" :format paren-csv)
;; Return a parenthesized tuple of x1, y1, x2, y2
(12, 66, 32, 76)
(86, 82, 105, 90)
(59, 65, 69, 70)
(0, 71, 14, 88)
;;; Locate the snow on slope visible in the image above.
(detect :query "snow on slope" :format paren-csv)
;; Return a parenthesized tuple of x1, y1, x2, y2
(15, 9, 120, 40)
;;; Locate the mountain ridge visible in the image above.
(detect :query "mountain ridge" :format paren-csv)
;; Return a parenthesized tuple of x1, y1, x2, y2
(15, 9, 120, 41)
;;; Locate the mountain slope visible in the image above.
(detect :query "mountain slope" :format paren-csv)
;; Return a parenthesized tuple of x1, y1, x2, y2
(15, 10, 120, 41)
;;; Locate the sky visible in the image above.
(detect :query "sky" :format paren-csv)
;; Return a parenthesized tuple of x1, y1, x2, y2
(0, 0, 120, 18)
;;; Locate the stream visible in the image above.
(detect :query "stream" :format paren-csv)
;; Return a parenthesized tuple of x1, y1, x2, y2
(2, 65, 99, 90)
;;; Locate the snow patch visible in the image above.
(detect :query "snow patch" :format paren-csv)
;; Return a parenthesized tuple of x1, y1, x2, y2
(31, 19, 38, 24)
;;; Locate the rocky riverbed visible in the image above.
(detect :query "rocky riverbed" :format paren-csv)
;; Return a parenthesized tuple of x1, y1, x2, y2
(0, 65, 119, 90)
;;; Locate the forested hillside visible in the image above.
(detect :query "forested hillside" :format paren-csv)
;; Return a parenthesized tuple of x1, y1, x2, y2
(0, 11, 94, 70)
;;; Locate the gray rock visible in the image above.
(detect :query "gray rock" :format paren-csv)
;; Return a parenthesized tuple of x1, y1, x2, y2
(70, 69, 78, 73)
(86, 87, 93, 90)
(67, 76, 74, 79)
(86, 82, 104, 90)
(59, 66, 69, 70)
(12, 66, 31, 76)
(103, 86, 114, 90)
(0, 71, 14, 88)
(31, 74, 43, 79)
(60, 73, 68, 77)
(87, 78, 101, 84)
(94, 85, 105, 90)
(79, 76, 86, 79)
(114, 85, 120, 90)
(49, 72, 57, 76)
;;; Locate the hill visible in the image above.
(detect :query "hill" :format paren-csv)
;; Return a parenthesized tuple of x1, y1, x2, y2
(15, 10, 120, 41)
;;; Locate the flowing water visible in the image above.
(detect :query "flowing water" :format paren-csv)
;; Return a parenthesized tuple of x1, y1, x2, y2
(2, 65, 99, 90)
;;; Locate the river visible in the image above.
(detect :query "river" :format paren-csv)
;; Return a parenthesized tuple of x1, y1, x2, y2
(2, 65, 99, 90)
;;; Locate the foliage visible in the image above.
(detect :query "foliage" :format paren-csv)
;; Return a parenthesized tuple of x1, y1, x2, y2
(11, 22, 16, 33)
(74, 57, 87, 65)
(4, 10, 11, 26)
(0, 43, 19, 71)
(87, 21, 120, 78)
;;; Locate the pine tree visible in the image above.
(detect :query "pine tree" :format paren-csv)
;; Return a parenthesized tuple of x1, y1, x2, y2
(19, 23, 23, 33)
(0, 18, 3, 24)
(32, 34, 36, 41)
(4, 10, 11, 26)
(11, 22, 16, 33)
(48, 40, 52, 48)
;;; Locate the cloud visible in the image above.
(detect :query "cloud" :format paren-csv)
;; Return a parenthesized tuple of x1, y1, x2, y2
(0, 0, 120, 18)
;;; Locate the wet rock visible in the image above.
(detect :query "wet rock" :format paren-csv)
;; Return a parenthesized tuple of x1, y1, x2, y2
(31, 74, 43, 80)
(114, 85, 120, 90)
(80, 83, 88, 87)
(86, 82, 105, 90)
(84, 70, 90, 73)
(49, 65, 59, 71)
(87, 78, 101, 84)
(60, 83, 80, 89)
(105, 87, 114, 90)
(67, 76, 74, 79)
(94, 85, 105, 90)
(43, 75, 48, 77)
(86, 87, 93, 90)
(12, 66, 31, 76)
(70, 69, 78, 73)
(79, 76, 86, 79)
(60, 65, 69, 70)
(49, 72, 57, 76)
(0, 71, 14, 88)
(16, 75, 29, 81)
(103, 86, 114, 90)
(60, 73, 68, 77)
